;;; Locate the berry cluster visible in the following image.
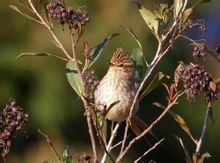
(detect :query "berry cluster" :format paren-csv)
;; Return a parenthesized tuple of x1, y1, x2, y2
(0, 99, 28, 157)
(82, 70, 99, 101)
(191, 41, 206, 60)
(46, 1, 90, 30)
(175, 63, 217, 103)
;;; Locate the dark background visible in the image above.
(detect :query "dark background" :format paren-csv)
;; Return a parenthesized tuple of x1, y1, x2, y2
(1, 0, 220, 162)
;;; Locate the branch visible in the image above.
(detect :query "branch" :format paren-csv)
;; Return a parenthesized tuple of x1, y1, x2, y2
(70, 34, 84, 93)
(101, 123, 120, 163)
(81, 97, 98, 163)
(117, 91, 185, 162)
(38, 129, 61, 161)
(28, 0, 72, 61)
(86, 108, 99, 162)
(195, 104, 212, 154)
(134, 138, 165, 163)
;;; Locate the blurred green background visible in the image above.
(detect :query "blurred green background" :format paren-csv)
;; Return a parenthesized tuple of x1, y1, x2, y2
(1, 0, 220, 162)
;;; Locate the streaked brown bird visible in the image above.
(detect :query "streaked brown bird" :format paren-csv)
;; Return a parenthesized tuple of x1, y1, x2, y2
(94, 48, 149, 135)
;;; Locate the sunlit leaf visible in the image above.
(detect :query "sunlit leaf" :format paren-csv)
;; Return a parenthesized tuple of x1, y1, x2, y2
(182, 7, 193, 24)
(9, 5, 41, 23)
(135, 3, 159, 39)
(154, 3, 171, 24)
(173, 0, 184, 18)
(122, 26, 143, 52)
(153, 102, 197, 144)
(63, 146, 73, 163)
(140, 72, 166, 100)
(66, 61, 83, 96)
(169, 110, 197, 144)
(174, 61, 184, 87)
(104, 100, 120, 116)
(131, 48, 146, 84)
(83, 33, 119, 71)
(152, 102, 166, 109)
(17, 52, 52, 58)
(16, 52, 69, 61)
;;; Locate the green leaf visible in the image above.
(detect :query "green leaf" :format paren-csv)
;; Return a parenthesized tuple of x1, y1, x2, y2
(131, 48, 146, 83)
(66, 62, 83, 96)
(173, 0, 184, 18)
(17, 52, 51, 58)
(135, 3, 159, 39)
(63, 146, 73, 163)
(140, 72, 166, 100)
(122, 26, 143, 52)
(9, 5, 41, 23)
(83, 33, 119, 71)
(154, 3, 171, 24)
(16, 52, 68, 61)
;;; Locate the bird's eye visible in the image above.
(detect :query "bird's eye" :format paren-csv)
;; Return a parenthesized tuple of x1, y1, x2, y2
(118, 63, 123, 67)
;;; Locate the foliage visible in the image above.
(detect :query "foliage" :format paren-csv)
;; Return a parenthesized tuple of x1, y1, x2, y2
(2, 0, 220, 162)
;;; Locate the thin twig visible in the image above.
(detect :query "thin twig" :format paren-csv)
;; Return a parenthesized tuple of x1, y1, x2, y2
(81, 97, 98, 163)
(195, 104, 211, 154)
(117, 91, 185, 162)
(93, 117, 115, 162)
(86, 108, 98, 162)
(38, 129, 61, 161)
(120, 40, 164, 154)
(101, 123, 120, 163)
(28, 0, 72, 61)
(134, 138, 165, 163)
(120, 119, 129, 154)
(70, 34, 84, 92)
(70, 28, 98, 161)
(110, 140, 123, 151)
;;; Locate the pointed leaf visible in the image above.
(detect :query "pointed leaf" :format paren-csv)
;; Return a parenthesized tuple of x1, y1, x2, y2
(174, 61, 184, 87)
(182, 7, 193, 24)
(173, 0, 184, 18)
(169, 110, 197, 144)
(175, 136, 192, 163)
(106, 101, 120, 114)
(9, 5, 41, 23)
(83, 33, 119, 71)
(140, 72, 167, 100)
(16, 52, 69, 61)
(66, 62, 83, 96)
(135, 3, 159, 39)
(153, 102, 197, 144)
(152, 102, 166, 109)
(122, 26, 143, 52)
(17, 52, 52, 58)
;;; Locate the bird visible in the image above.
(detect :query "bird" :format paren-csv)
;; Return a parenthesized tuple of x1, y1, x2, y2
(94, 48, 151, 136)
